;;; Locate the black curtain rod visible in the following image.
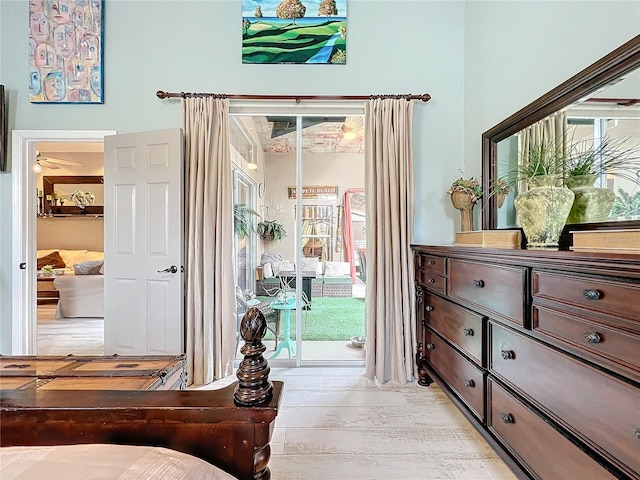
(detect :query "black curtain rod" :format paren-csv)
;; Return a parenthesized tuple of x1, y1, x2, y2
(156, 91, 431, 103)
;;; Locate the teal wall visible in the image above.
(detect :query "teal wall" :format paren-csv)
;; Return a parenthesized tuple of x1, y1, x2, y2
(1, 0, 638, 353)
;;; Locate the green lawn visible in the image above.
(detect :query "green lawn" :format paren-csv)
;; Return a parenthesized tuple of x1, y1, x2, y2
(260, 296, 365, 341)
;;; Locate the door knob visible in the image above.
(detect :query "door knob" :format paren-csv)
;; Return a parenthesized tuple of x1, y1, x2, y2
(158, 265, 178, 274)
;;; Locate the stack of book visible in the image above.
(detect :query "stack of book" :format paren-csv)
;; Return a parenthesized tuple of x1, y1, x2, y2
(454, 230, 522, 249)
(571, 229, 640, 254)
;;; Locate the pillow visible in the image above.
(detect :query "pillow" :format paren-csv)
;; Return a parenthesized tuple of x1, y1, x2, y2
(271, 260, 294, 276)
(84, 251, 105, 261)
(73, 260, 104, 275)
(235, 286, 256, 302)
(260, 253, 283, 266)
(263, 263, 274, 278)
(99, 263, 104, 275)
(301, 257, 319, 274)
(324, 261, 348, 277)
(58, 249, 89, 267)
(37, 251, 66, 270)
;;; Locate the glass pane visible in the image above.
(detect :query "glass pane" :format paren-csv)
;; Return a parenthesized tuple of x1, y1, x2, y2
(297, 115, 365, 363)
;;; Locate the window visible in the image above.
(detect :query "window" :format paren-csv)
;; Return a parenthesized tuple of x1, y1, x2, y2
(230, 117, 257, 169)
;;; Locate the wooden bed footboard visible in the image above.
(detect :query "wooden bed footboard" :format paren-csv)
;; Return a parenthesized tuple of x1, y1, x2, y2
(1, 308, 281, 480)
(1, 383, 282, 480)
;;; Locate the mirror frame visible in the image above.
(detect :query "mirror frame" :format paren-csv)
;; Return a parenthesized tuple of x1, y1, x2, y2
(481, 34, 640, 232)
(43, 175, 104, 216)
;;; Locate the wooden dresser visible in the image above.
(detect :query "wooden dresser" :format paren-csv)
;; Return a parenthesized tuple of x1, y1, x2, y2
(412, 245, 640, 480)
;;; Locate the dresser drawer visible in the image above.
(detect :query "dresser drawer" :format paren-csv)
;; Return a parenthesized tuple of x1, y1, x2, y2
(533, 270, 640, 324)
(425, 329, 484, 420)
(418, 271, 446, 294)
(449, 259, 526, 326)
(490, 322, 640, 476)
(424, 292, 483, 365)
(533, 305, 640, 378)
(416, 253, 446, 275)
(488, 380, 618, 480)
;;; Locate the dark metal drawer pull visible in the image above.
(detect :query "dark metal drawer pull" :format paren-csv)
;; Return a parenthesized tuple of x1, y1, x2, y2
(426, 343, 435, 350)
(425, 305, 434, 312)
(463, 328, 474, 336)
(501, 350, 515, 360)
(428, 278, 435, 284)
(473, 280, 484, 288)
(427, 260, 435, 266)
(501, 413, 514, 424)
(583, 289, 601, 301)
(464, 379, 475, 388)
(584, 332, 602, 344)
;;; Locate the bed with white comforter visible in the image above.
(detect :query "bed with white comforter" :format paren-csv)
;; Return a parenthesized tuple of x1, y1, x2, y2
(0, 444, 237, 480)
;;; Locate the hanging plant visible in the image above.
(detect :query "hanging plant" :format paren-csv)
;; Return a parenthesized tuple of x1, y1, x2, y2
(256, 219, 287, 241)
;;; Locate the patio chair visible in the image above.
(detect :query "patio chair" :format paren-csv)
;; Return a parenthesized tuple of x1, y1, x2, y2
(235, 289, 280, 352)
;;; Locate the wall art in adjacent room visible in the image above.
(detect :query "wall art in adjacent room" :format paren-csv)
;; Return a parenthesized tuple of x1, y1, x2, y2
(29, 0, 104, 103)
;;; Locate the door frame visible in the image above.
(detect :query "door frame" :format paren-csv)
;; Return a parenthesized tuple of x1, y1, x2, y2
(11, 129, 116, 355)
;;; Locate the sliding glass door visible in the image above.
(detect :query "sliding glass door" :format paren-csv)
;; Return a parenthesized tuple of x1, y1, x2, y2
(231, 107, 365, 366)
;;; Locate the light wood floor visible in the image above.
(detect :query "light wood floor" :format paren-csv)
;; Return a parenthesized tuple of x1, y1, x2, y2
(201, 367, 517, 480)
(37, 304, 104, 355)
(37, 304, 365, 362)
(37, 305, 514, 478)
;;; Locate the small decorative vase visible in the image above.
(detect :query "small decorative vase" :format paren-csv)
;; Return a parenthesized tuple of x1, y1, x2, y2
(450, 190, 475, 232)
(565, 174, 615, 224)
(514, 175, 575, 249)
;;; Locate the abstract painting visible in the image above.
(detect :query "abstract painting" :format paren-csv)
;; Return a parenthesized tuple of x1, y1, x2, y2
(242, 0, 347, 64)
(29, 0, 104, 103)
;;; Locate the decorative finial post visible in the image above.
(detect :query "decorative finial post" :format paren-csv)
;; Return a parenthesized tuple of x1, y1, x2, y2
(234, 307, 273, 406)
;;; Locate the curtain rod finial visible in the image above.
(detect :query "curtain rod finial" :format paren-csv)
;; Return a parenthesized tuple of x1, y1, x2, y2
(156, 90, 168, 99)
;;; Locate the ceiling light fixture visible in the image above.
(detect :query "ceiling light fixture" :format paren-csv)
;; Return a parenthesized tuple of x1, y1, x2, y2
(247, 161, 258, 170)
(341, 125, 357, 140)
(33, 161, 42, 173)
(341, 116, 365, 140)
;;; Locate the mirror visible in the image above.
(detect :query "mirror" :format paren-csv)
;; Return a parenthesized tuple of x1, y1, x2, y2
(482, 35, 640, 232)
(43, 175, 104, 215)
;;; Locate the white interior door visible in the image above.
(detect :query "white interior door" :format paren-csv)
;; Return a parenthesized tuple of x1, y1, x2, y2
(103, 129, 184, 355)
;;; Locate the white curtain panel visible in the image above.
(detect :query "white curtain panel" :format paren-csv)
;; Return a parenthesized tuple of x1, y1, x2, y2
(518, 110, 567, 194)
(183, 97, 236, 386)
(364, 99, 416, 384)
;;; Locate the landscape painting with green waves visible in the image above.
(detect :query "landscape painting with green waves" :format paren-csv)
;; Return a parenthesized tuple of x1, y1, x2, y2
(242, 0, 347, 64)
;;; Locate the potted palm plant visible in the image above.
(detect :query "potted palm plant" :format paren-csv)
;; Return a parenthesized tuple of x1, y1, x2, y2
(564, 135, 640, 223)
(233, 203, 260, 239)
(499, 140, 574, 249)
(257, 219, 287, 241)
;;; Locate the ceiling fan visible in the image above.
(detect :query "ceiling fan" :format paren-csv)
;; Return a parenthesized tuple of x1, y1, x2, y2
(35, 150, 84, 171)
